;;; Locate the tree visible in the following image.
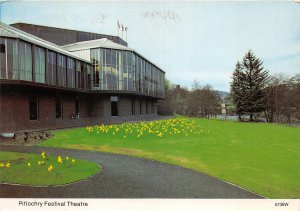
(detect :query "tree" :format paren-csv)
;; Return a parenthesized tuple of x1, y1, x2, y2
(187, 83, 221, 118)
(265, 73, 300, 125)
(157, 80, 189, 116)
(230, 61, 246, 121)
(230, 50, 269, 121)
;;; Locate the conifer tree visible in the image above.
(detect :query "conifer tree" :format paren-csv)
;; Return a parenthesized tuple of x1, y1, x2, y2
(230, 61, 245, 121)
(230, 50, 269, 121)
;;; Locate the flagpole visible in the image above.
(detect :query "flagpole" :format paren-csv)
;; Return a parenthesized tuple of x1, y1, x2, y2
(117, 21, 120, 37)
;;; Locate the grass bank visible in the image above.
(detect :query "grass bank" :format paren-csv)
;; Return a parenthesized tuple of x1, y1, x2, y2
(0, 151, 100, 186)
(39, 117, 300, 198)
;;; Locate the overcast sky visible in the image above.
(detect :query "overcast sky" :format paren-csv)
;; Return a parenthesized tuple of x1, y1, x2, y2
(1, 0, 300, 91)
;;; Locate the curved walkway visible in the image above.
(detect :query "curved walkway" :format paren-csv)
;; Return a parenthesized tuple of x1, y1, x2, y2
(0, 145, 262, 198)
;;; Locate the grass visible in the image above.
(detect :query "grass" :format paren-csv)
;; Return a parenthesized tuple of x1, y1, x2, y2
(0, 151, 100, 186)
(39, 117, 300, 198)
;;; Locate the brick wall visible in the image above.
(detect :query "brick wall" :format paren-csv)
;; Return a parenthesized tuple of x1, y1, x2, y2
(0, 85, 158, 133)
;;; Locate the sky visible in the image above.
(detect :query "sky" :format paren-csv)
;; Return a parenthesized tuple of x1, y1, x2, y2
(1, 0, 300, 92)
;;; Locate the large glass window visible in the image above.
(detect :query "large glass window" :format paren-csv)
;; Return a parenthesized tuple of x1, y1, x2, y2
(86, 63, 92, 90)
(141, 59, 145, 93)
(91, 49, 100, 88)
(5, 39, 16, 80)
(18, 41, 32, 81)
(58, 55, 67, 86)
(105, 49, 112, 90)
(122, 51, 128, 90)
(34, 46, 45, 83)
(11, 40, 18, 80)
(117, 50, 123, 90)
(101, 48, 105, 89)
(135, 55, 141, 92)
(67, 58, 76, 88)
(76, 61, 85, 89)
(128, 52, 133, 91)
(46, 51, 57, 85)
(0, 38, 6, 79)
(132, 54, 136, 91)
(111, 50, 117, 90)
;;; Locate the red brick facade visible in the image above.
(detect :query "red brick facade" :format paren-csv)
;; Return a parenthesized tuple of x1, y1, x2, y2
(0, 83, 157, 133)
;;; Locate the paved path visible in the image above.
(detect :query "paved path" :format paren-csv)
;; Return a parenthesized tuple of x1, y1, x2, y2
(0, 145, 263, 198)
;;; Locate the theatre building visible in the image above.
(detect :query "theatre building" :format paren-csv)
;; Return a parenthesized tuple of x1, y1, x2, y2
(0, 22, 165, 133)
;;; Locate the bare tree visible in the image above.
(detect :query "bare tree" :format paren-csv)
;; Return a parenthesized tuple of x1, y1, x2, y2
(265, 73, 300, 125)
(187, 83, 221, 118)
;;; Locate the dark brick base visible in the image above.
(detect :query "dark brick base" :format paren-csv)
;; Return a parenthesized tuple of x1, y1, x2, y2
(0, 85, 158, 133)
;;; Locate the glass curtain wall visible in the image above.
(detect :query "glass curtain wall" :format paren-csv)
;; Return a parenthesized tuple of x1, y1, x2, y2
(91, 48, 140, 92)
(89, 48, 164, 97)
(0, 37, 164, 96)
(0, 37, 92, 91)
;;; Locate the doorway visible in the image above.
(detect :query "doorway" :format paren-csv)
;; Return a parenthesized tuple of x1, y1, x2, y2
(111, 96, 118, 116)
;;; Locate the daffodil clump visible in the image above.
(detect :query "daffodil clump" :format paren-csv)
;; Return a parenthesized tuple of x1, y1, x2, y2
(0, 162, 10, 168)
(0, 151, 99, 186)
(0, 151, 77, 175)
(86, 117, 207, 139)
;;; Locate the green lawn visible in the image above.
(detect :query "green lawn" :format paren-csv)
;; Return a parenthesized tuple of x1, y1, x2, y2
(0, 151, 100, 186)
(39, 117, 300, 198)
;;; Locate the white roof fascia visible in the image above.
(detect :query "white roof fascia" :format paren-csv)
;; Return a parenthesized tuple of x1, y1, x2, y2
(63, 38, 133, 51)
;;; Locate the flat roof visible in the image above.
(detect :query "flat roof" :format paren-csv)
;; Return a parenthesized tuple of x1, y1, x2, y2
(0, 22, 91, 63)
(10, 22, 127, 46)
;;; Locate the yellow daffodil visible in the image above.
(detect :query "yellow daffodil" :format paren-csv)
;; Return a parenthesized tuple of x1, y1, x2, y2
(27, 162, 31, 167)
(157, 132, 163, 138)
(6, 162, 10, 168)
(71, 159, 76, 163)
(48, 164, 53, 172)
(86, 117, 201, 139)
(57, 156, 63, 164)
(0, 163, 4, 168)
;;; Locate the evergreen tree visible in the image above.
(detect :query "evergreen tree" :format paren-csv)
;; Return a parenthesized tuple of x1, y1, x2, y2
(230, 50, 269, 121)
(230, 61, 248, 121)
